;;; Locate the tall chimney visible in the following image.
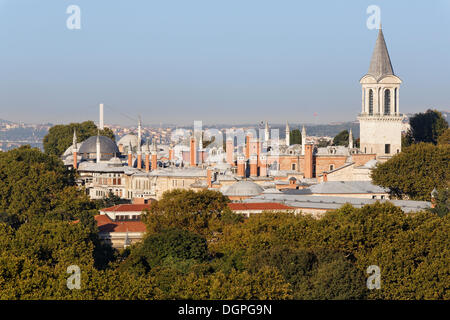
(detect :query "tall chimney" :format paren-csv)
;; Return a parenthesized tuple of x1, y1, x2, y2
(206, 167, 213, 188)
(99, 103, 104, 130)
(245, 133, 251, 159)
(151, 140, 158, 171)
(226, 138, 234, 165)
(190, 136, 196, 167)
(145, 141, 150, 172)
(259, 154, 267, 177)
(304, 144, 314, 179)
(72, 129, 78, 170)
(127, 141, 133, 167)
(250, 154, 258, 177)
(237, 155, 245, 178)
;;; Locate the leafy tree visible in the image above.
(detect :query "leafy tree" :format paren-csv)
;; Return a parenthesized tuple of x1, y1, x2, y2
(124, 228, 208, 274)
(408, 109, 448, 145)
(371, 143, 450, 200)
(290, 129, 302, 145)
(43, 121, 115, 157)
(332, 130, 349, 146)
(143, 189, 231, 237)
(437, 128, 450, 145)
(430, 188, 450, 217)
(0, 146, 96, 222)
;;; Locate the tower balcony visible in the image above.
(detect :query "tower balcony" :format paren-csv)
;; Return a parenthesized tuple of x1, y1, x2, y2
(358, 113, 404, 121)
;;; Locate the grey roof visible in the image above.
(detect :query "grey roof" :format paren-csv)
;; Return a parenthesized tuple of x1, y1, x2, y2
(148, 167, 207, 177)
(244, 194, 431, 213)
(367, 28, 394, 80)
(282, 181, 388, 195)
(78, 136, 120, 155)
(222, 180, 264, 197)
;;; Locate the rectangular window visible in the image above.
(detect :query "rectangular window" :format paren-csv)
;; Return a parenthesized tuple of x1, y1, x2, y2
(385, 144, 390, 154)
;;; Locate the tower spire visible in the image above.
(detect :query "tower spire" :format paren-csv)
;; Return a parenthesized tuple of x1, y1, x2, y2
(367, 27, 394, 80)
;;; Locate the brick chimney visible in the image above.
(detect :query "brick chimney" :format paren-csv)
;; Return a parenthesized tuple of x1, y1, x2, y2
(190, 136, 196, 167)
(250, 154, 258, 177)
(304, 144, 314, 179)
(226, 138, 234, 165)
(245, 133, 251, 159)
(259, 154, 267, 177)
(145, 151, 150, 172)
(137, 149, 142, 169)
(206, 167, 213, 188)
(237, 155, 245, 177)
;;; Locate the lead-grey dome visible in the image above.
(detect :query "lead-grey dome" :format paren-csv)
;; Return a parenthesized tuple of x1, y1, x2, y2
(223, 180, 264, 197)
(78, 136, 120, 155)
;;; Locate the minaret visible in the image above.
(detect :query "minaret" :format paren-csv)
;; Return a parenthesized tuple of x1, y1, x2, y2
(137, 116, 142, 148)
(349, 129, 354, 149)
(301, 125, 306, 155)
(358, 26, 403, 157)
(96, 132, 101, 163)
(265, 121, 270, 142)
(285, 121, 290, 146)
(99, 103, 104, 130)
(72, 129, 78, 169)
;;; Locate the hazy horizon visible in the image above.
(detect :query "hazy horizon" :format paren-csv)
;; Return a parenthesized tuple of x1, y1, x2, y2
(1, 0, 449, 126)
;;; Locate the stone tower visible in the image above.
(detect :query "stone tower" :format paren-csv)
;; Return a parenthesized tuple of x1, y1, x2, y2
(358, 27, 403, 158)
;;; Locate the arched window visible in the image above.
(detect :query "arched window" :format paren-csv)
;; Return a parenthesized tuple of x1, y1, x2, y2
(394, 88, 397, 114)
(368, 89, 374, 115)
(384, 90, 391, 115)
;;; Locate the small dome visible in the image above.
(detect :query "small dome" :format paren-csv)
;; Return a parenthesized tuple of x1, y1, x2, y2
(117, 134, 142, 153)
(78, 136, 120, 155)
(108, 157, 123, 166)
(223, 181, 264, 197)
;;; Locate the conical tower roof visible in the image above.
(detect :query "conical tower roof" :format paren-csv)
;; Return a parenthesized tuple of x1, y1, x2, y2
(367, 28, 394, 80)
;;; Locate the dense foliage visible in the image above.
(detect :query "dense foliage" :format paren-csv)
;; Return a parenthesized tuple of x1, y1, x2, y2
(43, 121, 115, 157)
(406, 109, 448, 146)
(371, 143, 450, 201)
(0, 147, 448, 300)
(290, 129, 302, 145)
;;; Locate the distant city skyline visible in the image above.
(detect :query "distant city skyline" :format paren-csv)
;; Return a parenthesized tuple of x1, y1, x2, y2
(0, 0, 449, 125)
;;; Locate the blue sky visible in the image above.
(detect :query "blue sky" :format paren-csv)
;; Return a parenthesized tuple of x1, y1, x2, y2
(0, 0, 449, 125)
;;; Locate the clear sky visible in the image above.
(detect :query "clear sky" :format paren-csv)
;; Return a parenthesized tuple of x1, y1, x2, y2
(0, 0, 449, 126)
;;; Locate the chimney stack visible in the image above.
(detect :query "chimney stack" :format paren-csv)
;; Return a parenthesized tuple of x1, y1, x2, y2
(190, 136, 196, 167)
(72, 130, 78, 170)
(151, 140, 158, 171)
(237, 155, 245, 178)
(226, 138, 234, 166)
(250, 154, 258, 177)
(127, 141, 133, 167)
(304, 144, 314, 179)
(206, 167, 213, 188)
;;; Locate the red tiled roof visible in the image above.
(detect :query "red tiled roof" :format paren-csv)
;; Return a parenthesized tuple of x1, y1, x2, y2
(101, 204, 151, 213)
(227, 203, 295, 211)
(94, 215, 147, 233)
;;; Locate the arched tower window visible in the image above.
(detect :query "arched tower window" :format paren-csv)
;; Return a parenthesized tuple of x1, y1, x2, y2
(394, 88, 397, 114)
(384, 90, 391, 115)
(368, 89, 373, 115)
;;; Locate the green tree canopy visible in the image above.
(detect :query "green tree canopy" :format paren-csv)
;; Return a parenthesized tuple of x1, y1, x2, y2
(290, 129, 302, 145)
(0, 146, 96, 222)
(43, 121, 115, 157)
(408, 109, 448, 145)
(371, 143, 450, 200)
(332, 130, 350, 146)
(143, 189, 233, 237)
